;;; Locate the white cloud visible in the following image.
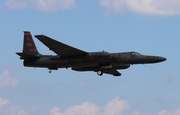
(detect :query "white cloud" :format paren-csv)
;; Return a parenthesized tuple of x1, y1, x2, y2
(158, 109, 180, 115)
(49, 96, 180, 115)
(103, 97, 130, 115)
(49, 101, 100, 115)
(0, 97, 40, 115)
(0, 70, 18, 88)
(8, 106, 27, 115)
(99, 0, 126, 15)
(99, 0, 180, 16)
(158, 110, 167, 115)
(1, 96, 180, 115)
(0, 98, 9, 108)
(36, 0, 76, 11)
(49, 107, 62, 115)
(5, 0, 76, 11)
(49, 97, 129, 115)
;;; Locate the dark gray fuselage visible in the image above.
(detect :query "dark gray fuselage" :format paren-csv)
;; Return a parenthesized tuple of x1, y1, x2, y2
(23, 51, 166, 71)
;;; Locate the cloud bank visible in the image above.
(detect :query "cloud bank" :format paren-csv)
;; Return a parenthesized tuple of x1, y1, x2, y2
(49, 97, 180, 115)
(0, 70, 18, 88)
(99, 0, 180, 16)
(49, 97, 129, 115)
(5, 0, 180, 16)
(0, 97, 40, 115)
(1, 96, 180, 115)
(5, 0, 76, 11)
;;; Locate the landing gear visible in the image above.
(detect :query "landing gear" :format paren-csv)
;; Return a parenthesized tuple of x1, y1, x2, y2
(97, 70, 103, 76)
(48, 67, 58, 73)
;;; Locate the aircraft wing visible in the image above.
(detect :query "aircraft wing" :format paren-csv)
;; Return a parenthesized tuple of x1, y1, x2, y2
(35, 35, 88, 57)
(102, 68, 121, 76)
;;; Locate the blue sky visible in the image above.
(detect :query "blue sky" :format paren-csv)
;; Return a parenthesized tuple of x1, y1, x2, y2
(0, 0, 180, 115)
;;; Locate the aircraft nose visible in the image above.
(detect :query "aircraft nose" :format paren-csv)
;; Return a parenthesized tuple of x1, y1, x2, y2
(158, 56, 166, 62)
(144, 56, 166, 63)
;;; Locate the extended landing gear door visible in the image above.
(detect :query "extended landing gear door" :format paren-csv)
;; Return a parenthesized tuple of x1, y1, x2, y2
(103, 68, 121, 76)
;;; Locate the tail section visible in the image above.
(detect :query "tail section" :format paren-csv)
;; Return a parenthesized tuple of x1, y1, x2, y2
(23, 31, 39, 55)
(16, 31, 40, 59)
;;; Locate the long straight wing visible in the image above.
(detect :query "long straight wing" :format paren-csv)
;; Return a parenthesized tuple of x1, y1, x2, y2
(35, 35, 88, 57)
(102, 68, 121, 76)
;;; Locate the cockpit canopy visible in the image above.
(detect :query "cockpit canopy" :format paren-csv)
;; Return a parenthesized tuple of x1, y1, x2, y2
(131, 52, 142, 56)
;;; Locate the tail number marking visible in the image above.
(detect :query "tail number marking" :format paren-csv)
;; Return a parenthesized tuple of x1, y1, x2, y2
(27, 43, 32, 47)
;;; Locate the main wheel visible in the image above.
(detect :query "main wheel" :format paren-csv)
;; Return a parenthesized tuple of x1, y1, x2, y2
(97, 71, 103, 76)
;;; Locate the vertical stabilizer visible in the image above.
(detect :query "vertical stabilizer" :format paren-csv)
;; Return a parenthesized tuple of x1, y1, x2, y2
(23, 31, 39, 55)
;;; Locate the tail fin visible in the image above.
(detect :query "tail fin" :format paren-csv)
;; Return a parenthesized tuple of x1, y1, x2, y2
(16, 31, 40, 59)
(23, 31, 39, 55)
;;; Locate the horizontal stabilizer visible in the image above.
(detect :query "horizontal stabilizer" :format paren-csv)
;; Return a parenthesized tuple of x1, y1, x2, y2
(16, 52, 40, 59)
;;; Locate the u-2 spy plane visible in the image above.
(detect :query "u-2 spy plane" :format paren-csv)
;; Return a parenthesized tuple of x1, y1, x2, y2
(16, 31, 166, 76)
